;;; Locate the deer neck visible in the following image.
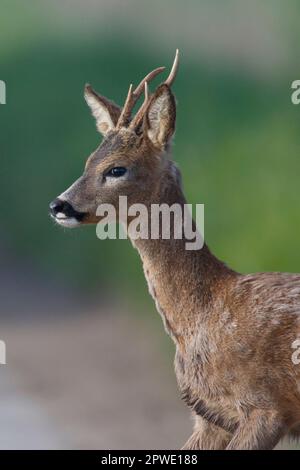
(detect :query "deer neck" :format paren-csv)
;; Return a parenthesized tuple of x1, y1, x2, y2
(128, 162, 235, 348)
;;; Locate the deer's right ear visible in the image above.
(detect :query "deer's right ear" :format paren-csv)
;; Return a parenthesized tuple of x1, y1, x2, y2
(84, 84, 121, 136)
(145, 84, 176, 150)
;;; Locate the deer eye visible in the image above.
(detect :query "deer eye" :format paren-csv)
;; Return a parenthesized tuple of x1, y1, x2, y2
(106, 167, 127, 178)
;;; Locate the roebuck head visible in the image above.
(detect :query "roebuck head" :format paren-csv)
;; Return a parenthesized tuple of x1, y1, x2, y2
(50, 50, 179, 227)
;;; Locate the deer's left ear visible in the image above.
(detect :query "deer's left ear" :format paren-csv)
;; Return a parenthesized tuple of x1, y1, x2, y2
(145, 84, 176, 149)
(84, 84, 121, 136)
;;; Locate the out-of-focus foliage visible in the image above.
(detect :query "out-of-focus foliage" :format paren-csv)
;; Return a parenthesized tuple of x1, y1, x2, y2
(1, 0, 300, 299)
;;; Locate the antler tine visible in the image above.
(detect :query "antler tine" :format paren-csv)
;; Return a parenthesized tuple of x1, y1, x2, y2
(117, 66, 165, 128)
(116, 84, 134, 128)
(129, 82, 149, 130)
(133, 66, 165, 100)
(164, 48, 179, 87)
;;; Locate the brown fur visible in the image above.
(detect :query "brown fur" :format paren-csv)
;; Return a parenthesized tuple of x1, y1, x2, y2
(51, 58, 300, 449)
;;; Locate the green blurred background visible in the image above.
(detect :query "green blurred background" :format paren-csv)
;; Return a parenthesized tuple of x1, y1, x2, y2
(1, 0, 300, 449)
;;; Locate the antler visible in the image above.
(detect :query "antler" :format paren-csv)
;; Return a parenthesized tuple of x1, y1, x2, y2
(117, 50, 179, 130)
(129, 49, 180, 130)
(116, 66, 165, 128)
(164, 48, 179, 87)
(129, 81, 149, 130)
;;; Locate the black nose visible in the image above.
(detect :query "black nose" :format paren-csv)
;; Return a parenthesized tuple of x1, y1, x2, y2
(49, 198, 85, 221)
(49, 198, 69, 216)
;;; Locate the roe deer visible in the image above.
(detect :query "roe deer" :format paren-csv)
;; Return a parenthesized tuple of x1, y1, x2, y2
(50, 51, 300, 449)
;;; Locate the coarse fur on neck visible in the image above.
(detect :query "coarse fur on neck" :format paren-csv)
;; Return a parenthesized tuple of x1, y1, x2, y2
(130, 158, 237, 348)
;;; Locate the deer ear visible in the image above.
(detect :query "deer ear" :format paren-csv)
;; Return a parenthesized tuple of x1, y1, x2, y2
(145, 84, 176, 149)
(84, 84, 121, 136)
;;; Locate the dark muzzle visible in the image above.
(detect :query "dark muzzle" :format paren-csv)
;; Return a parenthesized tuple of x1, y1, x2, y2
(49, 198, 86, 221)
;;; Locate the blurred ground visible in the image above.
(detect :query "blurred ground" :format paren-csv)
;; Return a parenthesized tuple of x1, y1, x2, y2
(0, 371, 63, 449)
(1, 307, 190, 449)
(0, 236, 190, 449)
(0, 247, 297, 449)
(1, 309, 296, 449)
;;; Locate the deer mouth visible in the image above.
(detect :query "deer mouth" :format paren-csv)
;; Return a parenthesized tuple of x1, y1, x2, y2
(52, 212, 83, 228)
(49, 198, 87, 228)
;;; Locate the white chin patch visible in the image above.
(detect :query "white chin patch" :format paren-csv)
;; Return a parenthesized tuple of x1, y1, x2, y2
(54, 215, 81, 228)
(56, 212, 67, 220)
